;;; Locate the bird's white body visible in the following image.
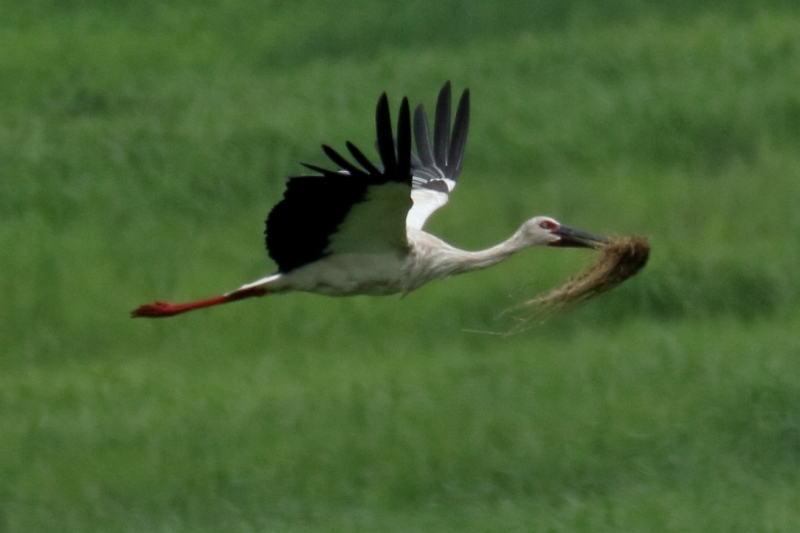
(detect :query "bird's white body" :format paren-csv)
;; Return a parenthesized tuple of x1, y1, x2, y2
(238, 252, 408, 296)
(236, 220, 559, 297)
(132, 83, 605, 318)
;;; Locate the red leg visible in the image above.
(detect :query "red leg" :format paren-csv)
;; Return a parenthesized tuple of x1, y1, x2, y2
(131, 287, 267, 318)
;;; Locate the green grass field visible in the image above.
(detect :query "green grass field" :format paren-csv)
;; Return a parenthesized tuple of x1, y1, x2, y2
(2, 1, 800, 531)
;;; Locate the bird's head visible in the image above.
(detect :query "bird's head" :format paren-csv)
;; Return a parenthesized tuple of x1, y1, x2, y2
(521, 216, 608, 249)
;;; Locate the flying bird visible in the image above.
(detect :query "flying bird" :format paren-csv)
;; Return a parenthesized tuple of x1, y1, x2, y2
(132, 82, 607, 318)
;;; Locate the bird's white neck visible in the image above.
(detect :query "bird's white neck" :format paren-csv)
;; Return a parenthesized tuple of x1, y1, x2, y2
(407, 227, 533, 285)
(450, 231, 532, 273)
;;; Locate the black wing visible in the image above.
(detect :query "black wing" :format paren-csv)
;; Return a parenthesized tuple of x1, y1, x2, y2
(407, 81, 471, 229)
(265, 94, 412, 273)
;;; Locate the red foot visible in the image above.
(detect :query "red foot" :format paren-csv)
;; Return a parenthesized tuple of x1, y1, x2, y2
(131, 287, 267, 319)
(131, 301, 185, 318)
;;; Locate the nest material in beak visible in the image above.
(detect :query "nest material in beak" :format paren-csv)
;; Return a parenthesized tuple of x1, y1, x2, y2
(505, 236, 650, 333)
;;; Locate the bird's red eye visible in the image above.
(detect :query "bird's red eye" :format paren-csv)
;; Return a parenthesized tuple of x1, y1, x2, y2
(538, 219, 558, 231)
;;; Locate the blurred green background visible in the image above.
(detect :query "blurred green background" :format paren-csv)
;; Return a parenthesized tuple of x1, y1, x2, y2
(2, 1, 800, 531)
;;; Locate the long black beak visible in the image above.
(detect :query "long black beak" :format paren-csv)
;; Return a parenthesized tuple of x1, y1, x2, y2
(551, 225, 609, 249)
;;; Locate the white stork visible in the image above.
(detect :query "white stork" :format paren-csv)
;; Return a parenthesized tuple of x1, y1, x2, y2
(132, 82, 607, 318)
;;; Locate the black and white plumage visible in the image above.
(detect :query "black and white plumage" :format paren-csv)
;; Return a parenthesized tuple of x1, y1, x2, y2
(132, 82, 606, 318)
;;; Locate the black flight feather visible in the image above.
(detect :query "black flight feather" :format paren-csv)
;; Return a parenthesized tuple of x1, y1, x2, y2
(265, 95, 412, 273)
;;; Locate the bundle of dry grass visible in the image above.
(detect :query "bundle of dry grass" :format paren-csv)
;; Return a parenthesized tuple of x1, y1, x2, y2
(504, 236, 650, 333)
